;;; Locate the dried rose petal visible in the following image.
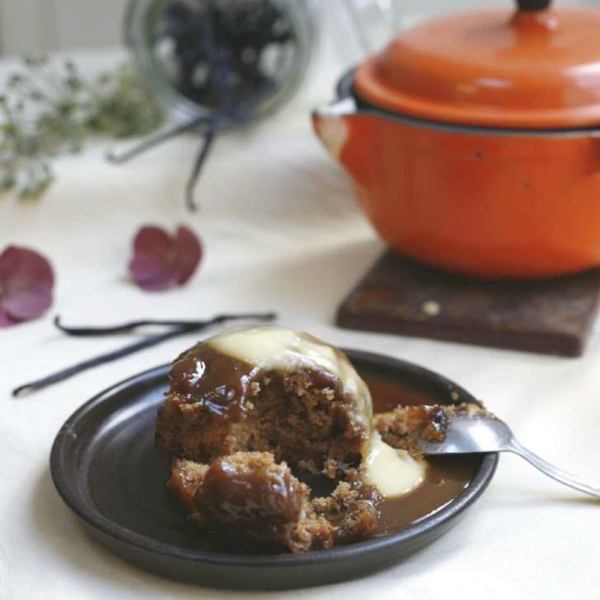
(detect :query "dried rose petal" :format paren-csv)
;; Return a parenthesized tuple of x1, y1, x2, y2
(0, 309, 15, 328)
(128, 226, 179, 291)
(174, 226, 203, 285)
(128, 225, 202, 291)
(0, 246, 54, 327)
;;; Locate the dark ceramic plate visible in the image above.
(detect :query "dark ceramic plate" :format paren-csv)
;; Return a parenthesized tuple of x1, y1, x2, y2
(50, 349, 498, 590)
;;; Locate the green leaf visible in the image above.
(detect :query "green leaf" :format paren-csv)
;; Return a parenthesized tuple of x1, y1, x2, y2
(1, 57, 164, 199)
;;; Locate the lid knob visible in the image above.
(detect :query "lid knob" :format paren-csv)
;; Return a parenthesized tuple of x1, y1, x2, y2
(517, 0, 552, 11)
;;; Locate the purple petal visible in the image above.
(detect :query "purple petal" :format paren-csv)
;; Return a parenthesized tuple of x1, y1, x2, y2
(174, 226, 203, 285)
(0, 308, 17, 328)
(128, 226, 179, 291)
(0, 246, 54, 322)
(4, 285, 53, 321)
(129, 257, 177, 290)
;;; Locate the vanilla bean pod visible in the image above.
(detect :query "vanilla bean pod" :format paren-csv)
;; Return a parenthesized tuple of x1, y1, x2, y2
(13, 328, 184, 397)
(53, 312, 276, 336)
(13, 312, 276, 396)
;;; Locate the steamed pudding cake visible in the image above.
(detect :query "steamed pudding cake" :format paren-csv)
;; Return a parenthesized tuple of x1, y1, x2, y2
(156, 326, 430, 552)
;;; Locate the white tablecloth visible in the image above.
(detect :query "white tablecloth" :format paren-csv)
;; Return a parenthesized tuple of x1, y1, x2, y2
(1, 26, 599, 600)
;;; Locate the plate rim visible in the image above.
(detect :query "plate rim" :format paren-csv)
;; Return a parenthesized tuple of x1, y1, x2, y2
(50, 349, 499, 569)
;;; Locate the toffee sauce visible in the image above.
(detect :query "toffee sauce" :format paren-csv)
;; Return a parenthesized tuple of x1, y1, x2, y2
(365, 377, 480, 536)
(170, 342, 479, 539)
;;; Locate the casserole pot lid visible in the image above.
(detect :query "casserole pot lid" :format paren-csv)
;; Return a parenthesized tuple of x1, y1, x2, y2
(353, 0, 600, 129)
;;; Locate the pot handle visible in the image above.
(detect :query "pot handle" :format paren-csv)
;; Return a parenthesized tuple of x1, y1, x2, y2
(335, 67, 356, 100)
(312, 67, 358, 119)
(512, 0, 557, 31)
(516, 0, 552, 10)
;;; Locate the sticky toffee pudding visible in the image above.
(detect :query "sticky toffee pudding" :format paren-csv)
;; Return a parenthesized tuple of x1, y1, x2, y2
(156, 326, 480, 552)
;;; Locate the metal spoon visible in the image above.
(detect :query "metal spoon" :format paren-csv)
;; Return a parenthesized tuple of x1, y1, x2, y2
(419, 413, 600, 500)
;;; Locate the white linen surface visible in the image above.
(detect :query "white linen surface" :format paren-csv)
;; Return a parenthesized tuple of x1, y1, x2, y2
(1, 25, 599, 600)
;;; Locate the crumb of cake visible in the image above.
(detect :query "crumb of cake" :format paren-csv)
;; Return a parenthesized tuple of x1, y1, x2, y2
(168, 459, 209, 505)
(374, 404, 447, 458)
(168, 452, 334, 552)
(312, 481, 382, 542)
(374, 402, 491, 457)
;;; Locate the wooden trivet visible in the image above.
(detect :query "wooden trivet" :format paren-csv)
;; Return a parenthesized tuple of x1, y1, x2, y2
(337, 250, 600, 357)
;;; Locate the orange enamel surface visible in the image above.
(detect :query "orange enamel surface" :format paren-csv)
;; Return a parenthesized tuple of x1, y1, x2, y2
(313, 111, 600, 279)
(354, 7, 600, 129)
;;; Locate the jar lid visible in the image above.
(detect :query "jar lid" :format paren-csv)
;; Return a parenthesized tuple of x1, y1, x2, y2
(353, 0, 600, 129)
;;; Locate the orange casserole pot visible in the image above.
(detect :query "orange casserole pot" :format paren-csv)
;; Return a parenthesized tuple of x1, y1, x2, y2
(312, 0, 600, 279)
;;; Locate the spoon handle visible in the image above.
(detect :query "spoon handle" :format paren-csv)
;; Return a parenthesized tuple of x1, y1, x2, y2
(509, 437, 600, 500)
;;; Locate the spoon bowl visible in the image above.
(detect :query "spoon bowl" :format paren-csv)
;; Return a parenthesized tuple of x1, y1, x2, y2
(419, 412, 600, 500)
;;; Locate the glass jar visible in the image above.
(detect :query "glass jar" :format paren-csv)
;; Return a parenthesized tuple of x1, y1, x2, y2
(124, 0, 318, 129)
